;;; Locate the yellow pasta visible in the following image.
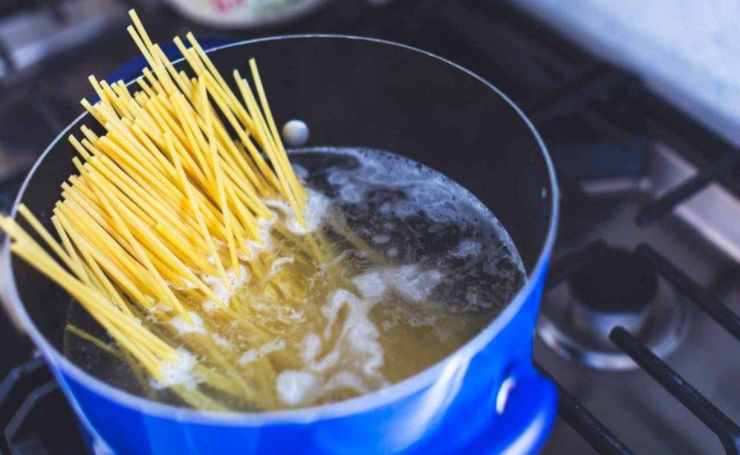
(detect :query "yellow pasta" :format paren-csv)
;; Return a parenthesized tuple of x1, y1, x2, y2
(0, 9, 339, 410)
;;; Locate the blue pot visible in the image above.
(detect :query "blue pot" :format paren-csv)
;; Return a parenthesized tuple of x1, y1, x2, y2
(2, 36, 559, 454)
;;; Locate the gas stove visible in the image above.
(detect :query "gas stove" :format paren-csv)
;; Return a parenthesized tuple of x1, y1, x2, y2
(0, 1, 739, 454)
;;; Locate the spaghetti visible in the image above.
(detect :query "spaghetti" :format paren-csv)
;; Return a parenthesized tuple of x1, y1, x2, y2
(1, 10, 526, 412)
(1, 10, 333, 410)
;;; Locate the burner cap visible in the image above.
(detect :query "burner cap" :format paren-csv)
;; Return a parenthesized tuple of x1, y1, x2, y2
(538, 241, 688, 370)
(568, 243, 658, 313)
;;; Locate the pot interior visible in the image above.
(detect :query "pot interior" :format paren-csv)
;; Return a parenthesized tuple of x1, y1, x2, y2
(9, 36, 555, 401)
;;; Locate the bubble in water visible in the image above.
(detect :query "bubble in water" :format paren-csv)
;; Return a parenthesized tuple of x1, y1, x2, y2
(452, 239, 482, 258)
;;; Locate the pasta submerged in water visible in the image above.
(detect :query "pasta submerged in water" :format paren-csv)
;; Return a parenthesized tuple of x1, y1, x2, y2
(1, 11, 526, 411)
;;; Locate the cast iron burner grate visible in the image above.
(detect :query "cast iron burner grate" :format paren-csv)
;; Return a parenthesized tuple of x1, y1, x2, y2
(541, 240, 740, 454)
(0, 357, 87, 455)
(526, 22, 740, 451)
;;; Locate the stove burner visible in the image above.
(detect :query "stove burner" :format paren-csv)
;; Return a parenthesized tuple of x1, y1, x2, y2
(538, 241, 689, 370)
(568, 243, 658, 336)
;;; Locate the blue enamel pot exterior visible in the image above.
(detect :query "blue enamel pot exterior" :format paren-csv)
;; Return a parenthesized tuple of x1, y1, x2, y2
(1, 36, 559, 454)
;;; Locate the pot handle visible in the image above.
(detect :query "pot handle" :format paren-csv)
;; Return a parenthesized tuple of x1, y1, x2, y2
(488, 366, 558, 454)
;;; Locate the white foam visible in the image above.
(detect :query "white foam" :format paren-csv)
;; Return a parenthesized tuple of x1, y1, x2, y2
(202, 300, 220, 313)
(239, 351, 256, 365)
(346, 265, 447, 340)
(265, 189, 329, 236)
(351, 272, 387, 301)
(284, 307, 305, 322)
(202, 265, 250, 307)
(251, 302, 305, 324)
(294, 189, 330, 234)
(324, 371, 367, 394)
(319, 289, 384, 377)
(211, 334, 233, 350)
(170, 312, 206, 335)
(264, 198, 292, 217)
(310, 347, 341, 372)
(151, 348, 199, 390)
(339, 183, 363, 203)
(350, 265, 443, 304)
(452, 239, 482, 258)
(395, 266, 443, 302)
(301, 333, 322, 364)
(323, 147, 485, 224)
(276, 370, 318, 406)
(393, 200, 418, 218)
(372, 234, 391, 244)
(239, 339, 287, 365)
(280, 288, 386, 404)
(268, 256, 294, 278)
(240, 218, 275, 261)
(321, 289, 358, 338)
(327, 172, 349, 186)
(292, 163, 308, 180)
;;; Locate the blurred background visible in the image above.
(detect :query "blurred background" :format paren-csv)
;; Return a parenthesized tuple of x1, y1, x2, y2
(2, 0, 739, 205)
(1, 1, 740, 454)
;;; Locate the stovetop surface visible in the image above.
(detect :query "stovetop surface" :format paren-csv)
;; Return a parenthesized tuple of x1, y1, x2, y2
(0, 1, 739, 454)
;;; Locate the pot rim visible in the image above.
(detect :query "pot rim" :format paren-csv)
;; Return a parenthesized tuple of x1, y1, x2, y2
(1, 34, 559, 425)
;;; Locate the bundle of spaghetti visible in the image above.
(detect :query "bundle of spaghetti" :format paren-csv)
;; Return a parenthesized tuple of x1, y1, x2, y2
(0, 9, 361, 411)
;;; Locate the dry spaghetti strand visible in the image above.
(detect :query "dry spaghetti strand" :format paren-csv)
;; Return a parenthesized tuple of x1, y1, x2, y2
(0, 9, 359, 413)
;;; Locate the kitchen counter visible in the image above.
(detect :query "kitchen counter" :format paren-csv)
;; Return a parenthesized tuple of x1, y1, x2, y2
(512, 0, 740, 145)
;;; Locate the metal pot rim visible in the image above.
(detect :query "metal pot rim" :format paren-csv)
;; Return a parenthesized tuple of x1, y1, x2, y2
(1, 34, 559, 425)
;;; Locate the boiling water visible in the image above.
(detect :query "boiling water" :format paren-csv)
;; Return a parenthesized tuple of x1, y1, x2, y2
(64, 147, 525, 410)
